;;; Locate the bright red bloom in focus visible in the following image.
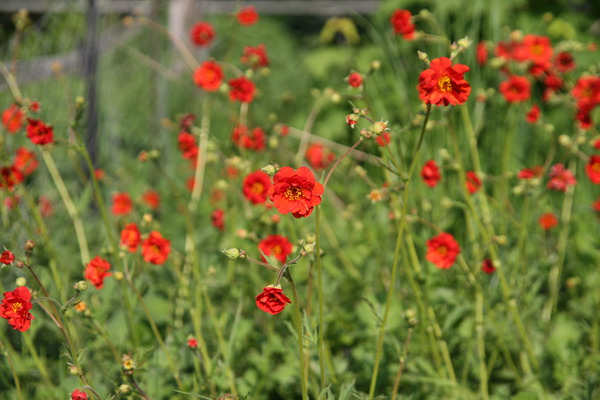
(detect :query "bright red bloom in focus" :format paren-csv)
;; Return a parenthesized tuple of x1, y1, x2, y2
(14, 147, 38, 176)
(526, 104, 541, 123)
(237, 6, 259, 26)
(178, 132, 199, 160)
(2, 104, 24, 133)
(390, 9, 415, 40)
(499, 76, 531, 103)
(84, 256, 112, 289)
(0, 251, 15, 265)
(421, 160, 441, 188)
(347, 72, 363, 88)
(539, 212, 558, 230)
(305, 143, 335, 170)
(120, 223, 141, 253)
(243, 170, 272, 204)
(112, 192, 133, 216)
(228, 76, 256, 103)
(190, 22, 215, 46)
(586, 155, 600, 184)
(71, 389, 88, 400)
(426, 232, 461, 269)
(0, 287, 34, 332)
(241, 44, 269, 68)
(466, 171, 482, 194)
(481, 259, 496, 274)
(193, 61, 223, 91)
(255, 285, 291, 315)
(141, 231, 171, 265)
(26, 118, 54, 145)
(141, 189, 160, 209)
(547, 163, 576, 192)
(258, 234, 293, 264)
(211, 208, 225, 231)
(418, 57, 471, 106)
(268, 166, 324, 218)
(0, 166, 24, 191)
(231, 125, 266, 151)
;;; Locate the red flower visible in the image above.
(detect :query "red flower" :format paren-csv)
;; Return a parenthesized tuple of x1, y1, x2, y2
(94, 169, 105, 181)
(187, 337, 198, 349)
(26, 118, 54, 145)
(38, 195, 53, 218)
(141, 189, 160, 209)
(417, 57, 471, 106)
(586, 155, 600, 184)
(85, 256, 112, 289)
(255, 285, 291, 315)
(193, 61, 223, 91)
(390, 9, 415, 40)
(231, 125, 265, 151)
(547, 163, 576, 192)
(241, 44, 269, 68)
(190, 22, 215, 46)
(305, 143, 335, 170)
(0, 251, 15, 265)
(539, 212, 558, 230)
(258, 234, 293, 264)
(426, 232, 461, 269)
(346, 114, 359, 127)
(211, 208, 225, 231)
(421, 160, 441, 188)
(522, 34, 553, 66)
(29, 101, 40, 113)
(499, 76, 531, 103)
(228, 76, 256, 103)
(2, 104, 24, 133)
(13, 147, 38, 176)
(112, 192, 133, 216)
(518, 166, 544, 180)
(466, 171, 482, 194)
(0, 287, 34, 332)
(481, 259, 496, 274)
(376, 132, 391, 147)
(120, 223, 141, 253)
(347, 72, 363, 88)
(0, 166, 24, 192)
(476, 42, 488, 65)
(268, 166, 324, 218)
(237, 6, 259, 26)
(178, 132, 199, 160)
(554, 51, 575, 73)
(243, 170, 272, 204)
(526, 104, 540, 124)
(71, 389, 88, 400)
(141, 231, 171, 265)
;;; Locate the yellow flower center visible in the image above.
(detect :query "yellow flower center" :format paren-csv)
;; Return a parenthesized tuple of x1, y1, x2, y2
(284, 186, 303, 201)
(437, 75, 452, 93)
(437, 246, 448, 256)
(251, 182, 264, 194)
(11, 302, 22, 313)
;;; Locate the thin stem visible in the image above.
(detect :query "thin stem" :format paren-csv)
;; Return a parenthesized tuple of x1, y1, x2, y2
(322, 137, 365, 190)
(138, 16, 198, 71)
(476, 291, 489, 400)
(315, 206, 326, 391)
(390, 327, 414, 400)
(0, 337, 24, 400)
(286, 271, 309, 400)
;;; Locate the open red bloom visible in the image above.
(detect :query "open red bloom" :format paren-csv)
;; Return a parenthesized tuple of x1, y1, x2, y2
(190, 22, 215, 46)
(0, 287, 34, 332)
(426, 232, 460, 269)
(481, 259, 496, 274)
(237, 6, 259, 26)
(112, 192, 133, 216)
(2, 104, 24, 133)
(228, 76, 256, 103)
(178, 132, 199, 160)
(421, 160, 441, 188)
(231, 125, 265, 151)
(418, 57, 471, 106)
(141, 189, 160, 209)
(141, 231, 171, 265)
(211, 208, 225, 231)
(0, 166, 24, 192)
(390, 9, 415, 40)
(522, 34, 553, 66)
(241, 44, 269, 69)
(26, 118, 54, 145)
(268, 166, 324, 218)
(120, 223, 141, 253)
(13, 147, 38, 176)
(347, 72, 363, 88)
(547, 163, 576, 192)
(499, 76, 531, 103)
(243, 170, 272, 204)
(71, 389, 88, 400)
(466, 171, 482, 194)
(539, 212, 558, 230)
(193, 61, 223, 91)
(305, 143, 335, 170)
(0, 251, 15, 265)
(85, 256, 112, 289)
(255, 285, 291, 315)
(526, 104, 541, 124)
(258, 234, 293, 264)
(586, 155, 600, 184)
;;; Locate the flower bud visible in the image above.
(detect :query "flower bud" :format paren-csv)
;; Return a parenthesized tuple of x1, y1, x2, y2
(15, 277, 27, 287)
(116, 384, 131, 395)
(122, 354, 136, 375)
(370, 60, 381, 70)
(417, 51, 430, 65)
(268, 136, 279, 149)
(354, 166, 367, 178)
(302, 242, 316, 253)
(457, 36, 473, 50)
(114, 271, 124, 281)
(74, 280, 88, 292)
(222, 248, 241, 260)
(24, 240, 35, 257)
(372, 120, 388, 135)
(261, 164, 278, 177)
(68, 365, 81, 375)
(345, 114, 359, 128)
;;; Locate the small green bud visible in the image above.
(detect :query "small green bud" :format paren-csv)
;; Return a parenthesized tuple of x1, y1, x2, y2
(222, 248, 241, 260)
(15, 277, 27, 287)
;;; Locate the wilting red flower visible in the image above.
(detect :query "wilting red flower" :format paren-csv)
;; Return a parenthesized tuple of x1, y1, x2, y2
(29, 101, 40, 113)
(418, 57, 471, 106)
(84, 256, 112, 289)
(346, 114, 359, 127)
(71, 389, 88, 400)
(526, 104, 541, 123)
(187, 337, 198, 349)
(211, 208, 225, 231)
(178, 132, 199, 160)
(481, 259, 496, 274)
(0, 287, 34, 332)
(268, 166, 324, 218)
(241, 44, 269, 68)
(141, 231, 171, 265)
(347, 72, 363, 88)
(466, 171, 482, 194)
(476, 41, 488, 65)
(13, 147, 38, 176)
(255, 285, 291, 315)
(141, 189, 160, 209)
(586, 155, 600, 184)
(2, 104, 24, 133)
(243, 170, 272, 204)
(237, 6, 259, 26)
(193, 61, 223, 91)
(38, 195, 53, 218)
(376, 132, 391, 147)
(0, 251, 15, 265)
(539, 212, 558, 230)
(0, 166, 24, 191)
(499, 76, 531, 103)
(190, 22, 215, 46)
(554, 51, 575, 73)
(120, 223, 141, 253)
(231, 125, 266, 151)
(518, 165, 544, 180)
(112, 192, 133, 216)
(258, 234, 293, 264)
(26, 118, 54, 145)
(421, 160, 441, 187)
(426, 232, 461, 269)
(547, 163, 576, 192)
(179, 113, 196, 131)
(390, 9, 415, 40)
(228, 76, 256, 103)
(305, 143, 335, 170)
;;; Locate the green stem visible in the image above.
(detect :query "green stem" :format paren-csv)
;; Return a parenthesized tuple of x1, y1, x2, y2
(390, 327, 414, 400)
(315, 206, 326, 391)
(286, 271, 309, 400)
(0, 337, 24, 400)
(476, 291, 489, 400)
